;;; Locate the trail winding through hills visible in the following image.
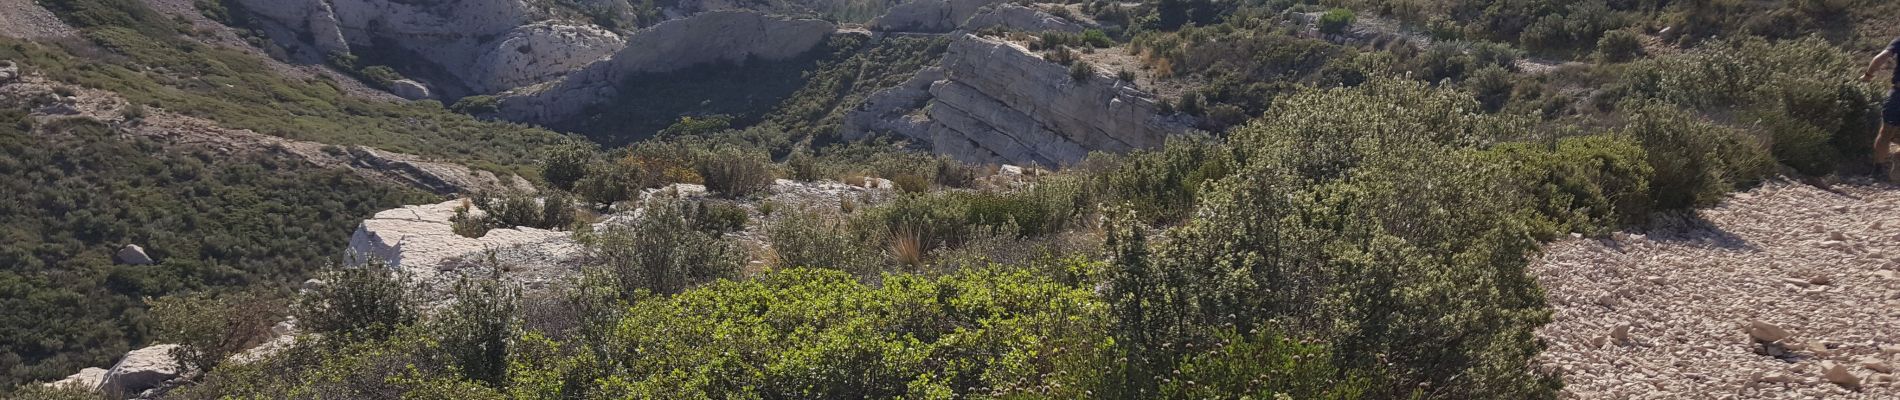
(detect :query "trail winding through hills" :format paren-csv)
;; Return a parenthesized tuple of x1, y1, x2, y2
(1535, 180, 1900, 399)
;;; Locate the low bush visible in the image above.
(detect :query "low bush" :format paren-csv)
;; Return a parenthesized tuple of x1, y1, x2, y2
(1318, 8, 1354, 34)
(1479, 134, 1655, 237)
(578, 196, 744, 298)
(767, 210, 881, 277)
(148, 288, 285, 374)
(1620, 102, 1774, 210)
(694, 146, 774, 198)
(1595, 29, 1646, 63)
(293, 264, 419, 343)
(509, 267, 1108, 398)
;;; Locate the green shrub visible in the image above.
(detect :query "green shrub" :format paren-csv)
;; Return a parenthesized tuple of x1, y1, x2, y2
(1086, 134, 1234, 222)
(1620, 102, 1773, 210)
(358, 65, 402, 88)
(694, 146, 774, 198)
(294, 265, 419, 343)
(514, 267, 1107, 398)
(449, 95, 500, 115)
(1070, 60, 1095, 81)
(689, 201, 749, 235)
(149, 288, 285, 374)
(1595, 29, 1646, 63)
(1479, 135, 1655, 237)
(579, 195, 744, 298)
(1081, 29, 1116, 48)
(539, 142, 595, 191)
(574, 158, 646, 206)
(434, 269, 517, 387)
(767, 210, 881, 276)
(1318, 8, 1355, 35)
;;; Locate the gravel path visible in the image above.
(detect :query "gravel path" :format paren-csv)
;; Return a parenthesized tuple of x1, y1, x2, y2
(1535, 180, 1900, 399)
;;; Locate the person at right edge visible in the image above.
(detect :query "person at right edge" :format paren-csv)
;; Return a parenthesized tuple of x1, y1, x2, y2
(1859, 36, 1900, 181)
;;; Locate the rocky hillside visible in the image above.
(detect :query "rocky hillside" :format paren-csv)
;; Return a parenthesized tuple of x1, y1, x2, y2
(1536, 180, 1900, 398)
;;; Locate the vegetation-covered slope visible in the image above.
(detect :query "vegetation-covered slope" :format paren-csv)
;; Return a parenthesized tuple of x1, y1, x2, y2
(9, 0, 1900, 398)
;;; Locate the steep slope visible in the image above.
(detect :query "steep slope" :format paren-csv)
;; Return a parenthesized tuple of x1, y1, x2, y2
(1536, 180, 1900, 398)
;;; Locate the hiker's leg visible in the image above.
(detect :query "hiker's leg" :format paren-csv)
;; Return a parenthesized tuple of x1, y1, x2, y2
(1877, 123, 1895, 166)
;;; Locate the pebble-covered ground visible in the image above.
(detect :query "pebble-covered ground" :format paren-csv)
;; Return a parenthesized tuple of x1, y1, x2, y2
(1535, 180, 1900, 399)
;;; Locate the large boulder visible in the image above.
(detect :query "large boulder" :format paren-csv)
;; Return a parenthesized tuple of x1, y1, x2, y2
(43, 367, 106, 391)
(99, 344, 182, 397)
(387, 79, 432, 100)
(347, 199, 579, 298)
(115, 244, 155, 265)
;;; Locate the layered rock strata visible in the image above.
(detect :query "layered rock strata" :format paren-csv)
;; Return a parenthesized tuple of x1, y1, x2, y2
(496, 11, 835, 123)
(851, 35, 1189, 166)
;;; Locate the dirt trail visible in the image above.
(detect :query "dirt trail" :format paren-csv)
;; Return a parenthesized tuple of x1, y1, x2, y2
(1535, 180, 1900, 399)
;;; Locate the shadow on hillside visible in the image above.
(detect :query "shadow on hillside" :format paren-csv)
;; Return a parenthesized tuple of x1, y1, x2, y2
(1633, 212, 1757, 252)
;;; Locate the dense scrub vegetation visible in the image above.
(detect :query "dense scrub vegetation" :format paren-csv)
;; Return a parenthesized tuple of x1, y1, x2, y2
(0, 111, 429, 389)
(8, 0, 1899, 397)
(13, 0, 577, 177)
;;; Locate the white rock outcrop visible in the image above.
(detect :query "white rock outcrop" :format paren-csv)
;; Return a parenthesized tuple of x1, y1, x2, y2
(497, 11, 834, 123)
(233, 0, 623, 95)
(115, 244, 155, 265)
(99, 344, 181, 397)
(346, 199, 579, 295)
(387, 79, 432, 100)
(913, 35, 1188, 166)
(43, 367, 105, 391)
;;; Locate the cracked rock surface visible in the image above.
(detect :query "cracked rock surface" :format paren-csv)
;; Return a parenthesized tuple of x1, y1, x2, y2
(1535, 180, 1900, 399)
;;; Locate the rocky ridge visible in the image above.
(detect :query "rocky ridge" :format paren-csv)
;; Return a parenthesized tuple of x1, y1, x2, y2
(0, 67, 531, 195)
(849, 34, 1190, 166)
(1535, 180, 1900, 399)
(495, 11, 836, 123)
(233, 0, 624, 97)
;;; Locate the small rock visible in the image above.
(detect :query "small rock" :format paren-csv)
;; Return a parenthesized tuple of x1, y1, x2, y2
(999, 164, 1024, 176)
(1758, 372, 1795, 383)
(1863, 359, 1894, 373)
(0, 60, 17, 83)
(1808, 275, 1832, 285)
(387, 79, 432, 100)
(1645, 275, 1666, 285)
(1747, 320, 1792, 342)
(1873, 220, 1886, 230)
(1881, 344, 1900, 354)
(1590, 335, 1608, 348)
(301, 278, 326, 293)
(1875, 270, 1898, 280)
(115, 244, 155, 265)
(1610, 323, 1632, 342)
(1821, 361, 1859, 386)
(1829, 230, 1849, 241)
(1782, 277, 1812, 288)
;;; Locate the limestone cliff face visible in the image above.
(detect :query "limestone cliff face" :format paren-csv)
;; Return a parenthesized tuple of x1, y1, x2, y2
(234, 0, 623, 96)
(496, 11, 835, 123)
(858, 35, 1189, 166)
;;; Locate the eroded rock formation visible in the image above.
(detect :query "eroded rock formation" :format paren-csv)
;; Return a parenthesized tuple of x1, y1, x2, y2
(847, 35, 1190, 166)
(233, 0, 624, 96)
(346, 199, 579, 296)
(496, 11, 835, 123)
